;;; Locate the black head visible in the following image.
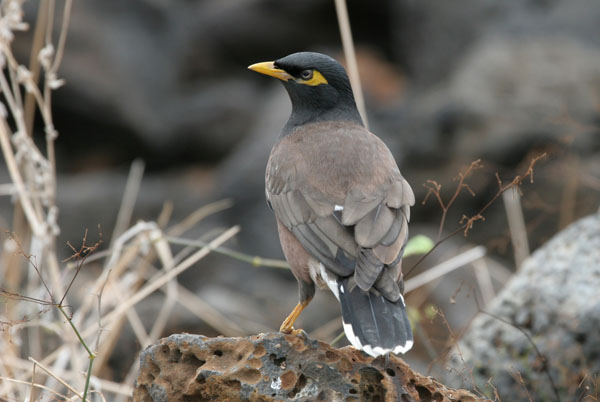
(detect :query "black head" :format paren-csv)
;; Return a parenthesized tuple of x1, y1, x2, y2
(249, 52, 363, 132)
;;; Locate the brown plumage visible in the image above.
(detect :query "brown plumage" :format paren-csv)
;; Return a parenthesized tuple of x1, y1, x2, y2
(249, 52, 414, 356)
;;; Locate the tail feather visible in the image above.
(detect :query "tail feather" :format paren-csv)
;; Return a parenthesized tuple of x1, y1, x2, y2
(338, 277, 413, 357)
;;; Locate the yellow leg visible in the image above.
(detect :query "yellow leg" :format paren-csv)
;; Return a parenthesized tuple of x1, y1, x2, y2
(279, 300, 309, 334)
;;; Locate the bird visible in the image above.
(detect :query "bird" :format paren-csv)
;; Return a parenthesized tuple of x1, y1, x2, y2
(248, 52, 415, 357)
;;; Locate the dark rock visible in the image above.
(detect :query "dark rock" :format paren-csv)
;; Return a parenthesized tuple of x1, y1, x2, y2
(389, 0, 600, 87)
(17, 0, 398, 169)
(134, 332, 483, 402)
(447, 212, 600, 400)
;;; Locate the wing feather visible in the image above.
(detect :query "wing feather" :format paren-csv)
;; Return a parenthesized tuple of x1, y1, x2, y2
(266, 123, 414, 302)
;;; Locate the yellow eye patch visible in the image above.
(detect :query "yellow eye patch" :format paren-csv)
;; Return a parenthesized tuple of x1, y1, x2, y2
(298, 70, 328, 86)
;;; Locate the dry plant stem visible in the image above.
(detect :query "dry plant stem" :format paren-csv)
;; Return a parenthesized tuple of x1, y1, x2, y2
(109, 159, 145, 249)
(559, 156, 579, 230)
(5, 356, 133, 396)
(502, 190, 530, 269)
(330, 330, 346, 346)
(61, 229, 103, 305)
(0, 359, 16, 398)
(512, 370, 533, 402)
(471, 258, 495, 306)
(6, 51, 24, 117)
(30, 360, 36, 401)
(92, 245, 158, 375)
(334, 0, 368, 129)
(50, 0, 72, 73)
(114, 283, 150, 344)
(404, 246, 486, 293)
(24, 0, 50, 134)
(96, 226, 240, 335)
(149, 267, 246, 335)
(166, 236, 290, 269)
(73, 242, 139, 330)
(146, 233, 178, 343)
(0, 119, 44, 236)
(28, 357, 83, 400)
(93, 205, 173, 375)
(423, 159, 482, 241)
(65, 199, 234, 270)
(41, 225, 242, 391)
(89, 160, 145, 373)
(16, 222, 229, 398)
(94, 221, 161, 352)
(58, 306, 95, 401)
(407, 154, 546, 278)
(92, 281, 145, 376)
(27, 224, 242, 374)
(1, 376, 70, 400)
(45, 0, 55, 51)
(166, 198, 233, 237)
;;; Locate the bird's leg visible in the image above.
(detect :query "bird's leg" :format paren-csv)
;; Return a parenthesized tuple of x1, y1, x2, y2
(280, 280, 315, 334)
(279, 301, 309, 334)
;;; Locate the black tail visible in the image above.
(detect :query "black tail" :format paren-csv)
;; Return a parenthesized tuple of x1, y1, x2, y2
(338, 277, 413, 357)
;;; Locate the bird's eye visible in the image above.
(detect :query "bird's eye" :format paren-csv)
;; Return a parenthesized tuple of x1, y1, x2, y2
(300, 69, 313, 80)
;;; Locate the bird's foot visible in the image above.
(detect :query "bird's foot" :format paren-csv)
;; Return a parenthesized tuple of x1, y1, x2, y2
(279, 321, 295, 334)
(289, 328, 308, 337)
(279, 301, 309, 334)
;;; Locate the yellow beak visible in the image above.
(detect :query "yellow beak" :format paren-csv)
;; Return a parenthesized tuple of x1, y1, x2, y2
(248, 61, 293, 81)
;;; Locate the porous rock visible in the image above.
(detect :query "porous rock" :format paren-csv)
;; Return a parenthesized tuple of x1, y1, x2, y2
(448, 212, 600, 400)
(134, 332, 482, 402)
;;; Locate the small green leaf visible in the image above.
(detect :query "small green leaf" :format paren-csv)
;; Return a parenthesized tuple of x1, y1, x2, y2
(403, 234, 435, 257)
(424, 304, 438, 320)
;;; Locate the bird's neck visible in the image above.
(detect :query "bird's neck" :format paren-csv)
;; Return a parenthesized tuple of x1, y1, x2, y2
(282, 102, 363, 136)
(280, 82, 363, 136)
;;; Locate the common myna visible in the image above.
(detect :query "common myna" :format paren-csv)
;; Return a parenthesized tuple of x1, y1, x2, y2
(249, 52, 415, 356)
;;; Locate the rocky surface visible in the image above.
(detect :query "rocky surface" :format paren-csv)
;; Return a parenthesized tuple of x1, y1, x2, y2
(134, 332, 483, 402)
(447, 212, 600, 400)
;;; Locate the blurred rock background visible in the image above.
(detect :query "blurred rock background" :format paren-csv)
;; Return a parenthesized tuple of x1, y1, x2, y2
(2, 0, 600, 398)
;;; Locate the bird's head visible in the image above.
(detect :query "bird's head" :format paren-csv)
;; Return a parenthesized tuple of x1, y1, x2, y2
(248, 52, 363, 129)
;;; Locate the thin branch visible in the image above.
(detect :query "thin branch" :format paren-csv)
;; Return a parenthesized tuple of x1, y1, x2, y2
(27, 357, 83, 400)
(165, 236, 290, 269)
(24, 0, 50, 135)
(0, 376, 70, 401)
(50, 0, 73, 73)
(109, 159, 145, 250)
(511, 370, 533, 402)
(60, 228, 103, 305)
(422, 159, 482, 241)
(0, 118, 43, 236)
(80, 226, 240, 344)
(334, 0, 368, 128)
(29, 360, 36, 401)
(407, 154, 546, 278)
(502, 190, 530, 269)
(404, 246, 486, 293)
